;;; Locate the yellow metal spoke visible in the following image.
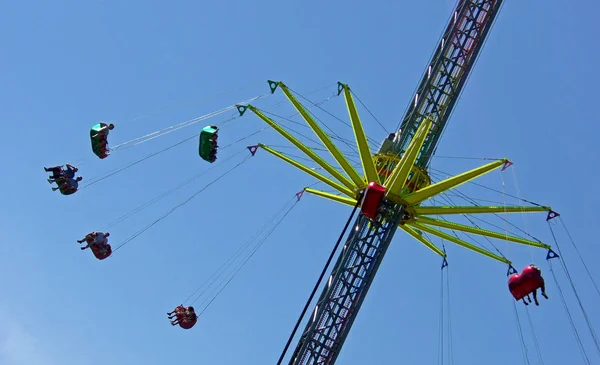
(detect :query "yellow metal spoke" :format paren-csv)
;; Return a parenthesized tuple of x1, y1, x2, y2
(401, 225, 447, 258)
(410, 222, 510, 264)
(415, 216, 550, 249)
(259, 144, 356, 198)
(304, 188, 358, 207)
(276, 82, 365, 188)
(339, 83, 379, 184)
(403, 159, 508, 204)
(414, 205, 551, 216)
(247, 105, 358, 192)
(385, 117, 432, 198)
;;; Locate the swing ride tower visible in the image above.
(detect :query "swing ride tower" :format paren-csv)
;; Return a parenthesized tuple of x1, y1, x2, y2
(284, 2, 507, 363)
(237, 0, 557, 364)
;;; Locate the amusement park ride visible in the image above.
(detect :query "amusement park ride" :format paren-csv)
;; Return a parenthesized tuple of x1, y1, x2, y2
(43, 0, 581, 363)
(234, 0, 559, 364)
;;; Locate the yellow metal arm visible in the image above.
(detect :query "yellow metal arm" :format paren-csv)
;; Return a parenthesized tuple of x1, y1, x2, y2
(277, 82, 365, 189)
(259, 144, 356, 198)
(415, 216, 550, 249)
(414, 205, 551, 216)
(410, 222, 510, 264)
(385, 118, 432, 198)
(339, 83, 379, 184)
(247, 105, 357, 192)
(400, 225, 447, 258)
(304, 188, 358, 207)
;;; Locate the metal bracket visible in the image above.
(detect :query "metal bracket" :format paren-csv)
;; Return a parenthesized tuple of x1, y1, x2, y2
(236, 105, 248, 116)
(268, 80, 280, 94)
(546, 210, 560, 221)
(247, 145, 259, 156)
(507, 264, 518, 276)
(546, 248, 559, 260)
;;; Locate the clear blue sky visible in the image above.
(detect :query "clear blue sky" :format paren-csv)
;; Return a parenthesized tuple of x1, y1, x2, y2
(1, 0, 599, 364)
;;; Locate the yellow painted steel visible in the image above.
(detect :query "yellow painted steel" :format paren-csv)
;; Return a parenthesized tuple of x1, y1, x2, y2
(277, 82, 365, 189)
(411, 222, 510, 264)
(246, 81, 554, 266)
(374, 152, 431, 190)
(259, 144, 356, 198)
(401, 225, 446, 258)
(248, 105, 358, 192)
(415, 216, 551, 249)
(414, 205, 551, 215)
(385, 117, 433, 198)
(403, 159, 508, 205)
(304, 188, 358, 207)
(339, 83, 380, 184)
(373, 152, 401, 181)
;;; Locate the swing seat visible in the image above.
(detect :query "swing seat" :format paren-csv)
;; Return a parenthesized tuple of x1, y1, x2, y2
(91, 243, 112, 260)
(508, 266, 544, 300)
(172, 305, 197, 329)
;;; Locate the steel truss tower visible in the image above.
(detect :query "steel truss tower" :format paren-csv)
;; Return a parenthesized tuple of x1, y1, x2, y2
(287, 1, 505, 364)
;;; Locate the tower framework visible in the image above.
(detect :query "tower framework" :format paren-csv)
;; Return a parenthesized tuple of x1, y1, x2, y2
(237, 1, 557, 364)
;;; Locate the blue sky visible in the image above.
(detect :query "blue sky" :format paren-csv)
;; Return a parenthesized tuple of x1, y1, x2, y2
(1, 0, 599, 364)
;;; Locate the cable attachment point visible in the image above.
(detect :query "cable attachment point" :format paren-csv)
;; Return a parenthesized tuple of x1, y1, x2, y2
(546, 248, 559, 260)
(546, 210, 560, 221)
(337, 82, 347, 96)
(247, 145, 259, 156)
(268, 80, 280, 94)
(441, 257, 448, 269)
(296, 189, 305, 201)
(501, 160, 513, 171)
(236, 105, 248, 116)
(507, 264, 518, 276)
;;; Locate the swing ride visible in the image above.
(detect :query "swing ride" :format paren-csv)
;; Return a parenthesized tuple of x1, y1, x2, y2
(90, 122, 115, 159)
(41, 0, 599, 364)
(199, 125, 219, 163)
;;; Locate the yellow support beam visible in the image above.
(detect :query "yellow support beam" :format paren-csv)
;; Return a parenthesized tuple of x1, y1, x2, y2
(414, 205, 551, 216)
(410, 222, 510, 264)
(385, 117, 432, 198)
(401, 225, 447, 258)
(304, 188, 358, 207)
(259, 144, 356, 198)
(403, 159, 508, 205)
(247, 105, 358, 192)
(339, 83, 380, 185)
(415, 216, 550, 249)
(277, 82, 365, 189)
